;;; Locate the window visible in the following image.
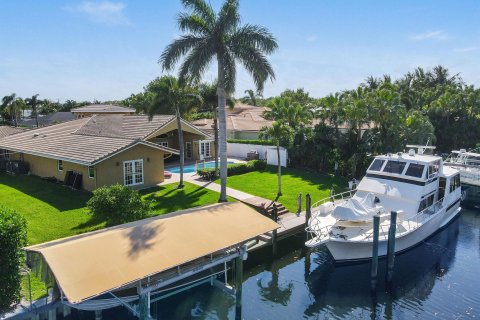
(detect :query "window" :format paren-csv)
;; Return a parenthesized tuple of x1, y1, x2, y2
(418, 194, 435, 212)
(368, 159, 385, 171)
(199, 141, 212, 158)
(124, 160, 143, 186)
(450, 174, 461, 193)
(58, 160, 63, 171)
(428, 160, 440, 178)
(405, 163, 425, 178)
(3, 150, 10, 161)
(88, 166, 95, 179)
(185, 142, 192, 159)
(383, 161, 407, 174)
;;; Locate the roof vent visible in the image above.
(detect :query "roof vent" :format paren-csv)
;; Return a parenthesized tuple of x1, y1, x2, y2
(408, 149, 415, 156)
(33, 133, 39, 138)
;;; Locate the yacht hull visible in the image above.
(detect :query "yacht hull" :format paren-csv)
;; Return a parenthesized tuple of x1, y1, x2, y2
(325, 201, 461, 262)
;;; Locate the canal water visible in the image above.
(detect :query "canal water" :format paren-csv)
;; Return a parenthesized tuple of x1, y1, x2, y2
(28, 209, 480, 319)
(147, 209, 480, 320)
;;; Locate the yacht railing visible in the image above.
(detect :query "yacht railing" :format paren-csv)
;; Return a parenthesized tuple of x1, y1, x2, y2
(311, 189, 356, 209)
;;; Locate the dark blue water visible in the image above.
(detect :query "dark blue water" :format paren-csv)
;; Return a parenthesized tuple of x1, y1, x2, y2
(148, 209, 480, 319)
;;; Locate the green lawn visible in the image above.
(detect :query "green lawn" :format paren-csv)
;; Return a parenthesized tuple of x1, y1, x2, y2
(0, 174, 230, 301)
(217, 166, 348, 212)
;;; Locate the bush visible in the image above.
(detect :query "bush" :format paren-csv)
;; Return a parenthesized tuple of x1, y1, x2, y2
(87, 184, 150, 225)
(197, 160, 267, 181)
(0, 206, 27, 312)
(227, 139, 274, 146)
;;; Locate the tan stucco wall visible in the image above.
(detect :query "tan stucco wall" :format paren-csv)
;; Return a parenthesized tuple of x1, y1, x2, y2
(22, 154, 96, 191)
(147, 130, 213, 161)
(95, 144, 165, 190)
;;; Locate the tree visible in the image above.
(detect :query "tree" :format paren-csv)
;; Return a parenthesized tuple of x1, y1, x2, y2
(260, 122, 292, 197)
(1, 94, 19, 127)
(39, 99, 58, 115)
(147, 76, 201, 188)
(160, 0, 278, 202)
(0, 206, 27, 312)
(242, 89, 261, 106)
(264, 97, 312, 129)
(25, 94, 42, 127)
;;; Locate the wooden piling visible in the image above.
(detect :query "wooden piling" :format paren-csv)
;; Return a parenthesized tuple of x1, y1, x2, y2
(272, 203, 278, 256)
(297, 193, 302, 215)
(305, 194, 312, 242)
(386, 211, 397, 284)
(234, 255, 243, 320)
(371, 214, 380, 291)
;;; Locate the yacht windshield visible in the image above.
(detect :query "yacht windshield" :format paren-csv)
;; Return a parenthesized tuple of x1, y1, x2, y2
(383, 161, 406, 174)
(405, 163, 425, 178)
(368, 159, 385, 171)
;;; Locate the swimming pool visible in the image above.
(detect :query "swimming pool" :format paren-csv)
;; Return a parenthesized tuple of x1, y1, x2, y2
(167, 161, 235, 173)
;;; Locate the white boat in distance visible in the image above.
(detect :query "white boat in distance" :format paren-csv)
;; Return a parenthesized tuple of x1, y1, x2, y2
(306, 146, 462, 262)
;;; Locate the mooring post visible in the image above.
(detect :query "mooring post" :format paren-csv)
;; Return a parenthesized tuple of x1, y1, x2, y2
(272, 203, 278, 257)
(234, 251, 244, 320)
(386, 211, 397, 284)
(305, 194, 312, 241)
(138, 292, 151, 320)
(297, 193, 302, 215)
(371, 214, 380, 291)
(94, 310, 102, 320)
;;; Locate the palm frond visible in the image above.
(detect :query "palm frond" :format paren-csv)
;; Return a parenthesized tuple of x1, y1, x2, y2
(222, 49, 237, 94)
(229, 24, 278, 54)
(231, 45, 275, 93)
(181, 0, 216, 27)
(178, 40, 215, 84)
(177, 13, 212, 35)
(159, 35, 204, 71)
(216, 0, 240, 34)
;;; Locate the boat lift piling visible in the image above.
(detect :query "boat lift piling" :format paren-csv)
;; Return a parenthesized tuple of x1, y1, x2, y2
(371, 214, 380, 291)
(386, 211, 398, 284)
(297, 193, 302, 215)
(272, 203, 278, 257)
(305, 194, 311, 242)
(234, 253, 244, 320)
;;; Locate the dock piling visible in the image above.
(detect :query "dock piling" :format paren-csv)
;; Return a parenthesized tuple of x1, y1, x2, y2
(305, 194, 311, 242)
(386, 211, 397, 284)
(297, 193, 302, 215)
(371, 214, 380, 291)
(272, 203, 278, 256)
(234, 254, 244, 320)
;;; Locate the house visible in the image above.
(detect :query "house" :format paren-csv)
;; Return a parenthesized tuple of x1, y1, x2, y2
(193, 103, 273, 140)
(71, 104, 135, 118)
(18, 112, 76, 128)
(0, 115, 212, 191)
(0, 126, 25, 139)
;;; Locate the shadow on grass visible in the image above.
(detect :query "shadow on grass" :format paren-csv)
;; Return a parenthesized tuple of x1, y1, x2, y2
(0, 174, 91, 212)
(70, 214, 107, 231)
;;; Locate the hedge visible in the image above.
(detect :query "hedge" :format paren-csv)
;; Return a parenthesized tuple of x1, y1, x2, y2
(227, 139, 274, 146)
(197, 160, 267, 181)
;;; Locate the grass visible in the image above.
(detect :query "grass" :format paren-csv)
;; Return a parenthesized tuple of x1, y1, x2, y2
(0, 174, 230, 301)
(217, 166, 348, 212)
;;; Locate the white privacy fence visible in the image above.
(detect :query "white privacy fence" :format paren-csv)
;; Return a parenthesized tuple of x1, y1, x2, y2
(227, 142, 288, 167)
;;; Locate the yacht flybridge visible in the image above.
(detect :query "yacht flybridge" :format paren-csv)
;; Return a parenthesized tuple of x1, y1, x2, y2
(444, 148, 480, 209)
(305, 147, 462, 262)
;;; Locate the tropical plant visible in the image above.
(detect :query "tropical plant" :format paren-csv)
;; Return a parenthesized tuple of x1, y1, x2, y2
(242, 89, 261, 106)
(160, 0, 278, 201)
(260, 122, 292, 196)
(0, 206, 27, 312)
(1, 94, 19, 126)
(147, 76, 202, 188)
(264, 97, 313, 129)
(87, 184, 150, 225)
(25, 94, 42, 127)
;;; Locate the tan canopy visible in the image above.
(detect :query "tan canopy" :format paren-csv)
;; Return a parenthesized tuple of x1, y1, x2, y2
(25, 202, 279, 304)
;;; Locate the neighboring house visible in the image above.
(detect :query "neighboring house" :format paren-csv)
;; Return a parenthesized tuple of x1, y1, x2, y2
(71, 104, 136, 118)
(0, 115, 212, 191)
(193, 103, 273, 140)
(0, 126, 25, 139)
(18, 112, 76, 128)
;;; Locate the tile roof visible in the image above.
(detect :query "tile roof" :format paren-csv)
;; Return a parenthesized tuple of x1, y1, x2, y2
(0, 126, 26, 139)
(18, 112, 76, 127)
(71, 104, 135, 114)
(0, 115, 179, 165)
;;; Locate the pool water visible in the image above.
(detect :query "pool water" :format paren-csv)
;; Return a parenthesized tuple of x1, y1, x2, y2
(167, 161, 235, 173)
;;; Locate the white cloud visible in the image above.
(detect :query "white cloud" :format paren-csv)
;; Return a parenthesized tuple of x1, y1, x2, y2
(408, 30, 450, 41)
(64, 1, 130, 26)
(306, 35, 318, 42)
(454, 46, 480, 53)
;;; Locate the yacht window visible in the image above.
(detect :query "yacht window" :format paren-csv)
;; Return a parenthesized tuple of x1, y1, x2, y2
(450, 174, 461, 193)
(428, 160, 440, 178)
(368, 159, 385, 171)
(405, 163, 425, 178)
(383, 161, 406, 174)
(418, 194, 435, 212)
(467, 156, 480, 166)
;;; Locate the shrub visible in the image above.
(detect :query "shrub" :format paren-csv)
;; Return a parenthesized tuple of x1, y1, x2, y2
(87, 184, 150, 225)
(227, 139, 274, 146)
(197, 160, 267, 181)
(0, 206, 27, 312)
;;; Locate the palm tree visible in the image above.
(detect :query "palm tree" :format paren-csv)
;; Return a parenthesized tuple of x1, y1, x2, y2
(1, 94, 18, 127)
(260, 122, 291, 197)
(264, 97, 313, 129)
(147, 76, 201, 188)
(25, 94, 42, 127)
(160, 0, 278, 202)
(242, 89, 261, 106)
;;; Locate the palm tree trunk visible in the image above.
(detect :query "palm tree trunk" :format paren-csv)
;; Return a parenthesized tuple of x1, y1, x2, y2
(176, 109, 185, 188)
(277, 143, 282, 196)
(217, 55, 228, 202)
(34, 107, 39, 128)
(214, 110, 219, 175)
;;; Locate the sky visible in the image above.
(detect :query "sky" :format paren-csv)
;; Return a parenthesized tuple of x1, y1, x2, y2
(1, 0, 479, 102)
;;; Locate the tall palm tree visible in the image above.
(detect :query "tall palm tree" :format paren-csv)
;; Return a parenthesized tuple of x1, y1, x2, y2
(242, 89, 261, 106)
(25, 94, 42, 127)
(1, 94, 18, 127)
(264, 97, 313, 129)
(260, 122, 291, 197)
(147, 76, 202, 188)
(160, 0, 278, 202)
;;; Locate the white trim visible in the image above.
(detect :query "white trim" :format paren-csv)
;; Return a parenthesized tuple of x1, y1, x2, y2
(123, 159, 144, 186)
(199, 140, 213, 158)
(88, 166, 95, 179)
(57, 160, 63, 172)
(144, 117, 209, 141)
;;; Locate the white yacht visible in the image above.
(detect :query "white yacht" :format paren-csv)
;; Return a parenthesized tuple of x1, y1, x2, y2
(444, 148, 480, 209)
(305, 146, 462, 262)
